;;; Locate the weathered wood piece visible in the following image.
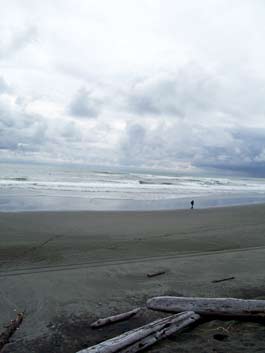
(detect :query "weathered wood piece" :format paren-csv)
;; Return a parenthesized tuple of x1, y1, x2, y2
(90, 308, 141, 328)
(77, 311, 200, 353)
(121, 312, 199, 353)
(0, 312, 24, 350)
(147, 271, 166, 278)
(212, 276, 235, 283)
(147, 296, 265, 317)
(119, 313, 200, 353)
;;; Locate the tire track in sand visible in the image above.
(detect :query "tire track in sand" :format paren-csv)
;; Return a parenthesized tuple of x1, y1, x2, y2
(1, 245, 265, 278)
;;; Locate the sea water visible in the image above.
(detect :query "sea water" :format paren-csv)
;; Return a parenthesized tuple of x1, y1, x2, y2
(1, 162, 265, 211)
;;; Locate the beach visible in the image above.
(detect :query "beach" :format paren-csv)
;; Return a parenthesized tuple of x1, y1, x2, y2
(1, 204, 265, 352)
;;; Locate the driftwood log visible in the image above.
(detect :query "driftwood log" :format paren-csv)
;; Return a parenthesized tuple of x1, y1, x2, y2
(147, 271, 166, 278)
(91, 308, 141, 328)
(0, 312, 24, 350)
(147, 296, 265, 317)
(120, 312, 199, 353)
(77, 311, 200, 353)
(212, 276, 235, 283)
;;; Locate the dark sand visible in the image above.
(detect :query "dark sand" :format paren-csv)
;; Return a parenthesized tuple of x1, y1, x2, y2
(1, 205, 265, 352)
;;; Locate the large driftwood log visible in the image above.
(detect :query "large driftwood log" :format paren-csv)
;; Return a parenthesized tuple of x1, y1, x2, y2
(0, 312, 24, 350)
(91, 308, 141, 328)
(77, 311, 200, 353)
(120, 312, 199, 353)
(147, 296, 265, 317)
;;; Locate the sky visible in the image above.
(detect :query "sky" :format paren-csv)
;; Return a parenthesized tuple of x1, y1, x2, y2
(1, 0, 265, 176)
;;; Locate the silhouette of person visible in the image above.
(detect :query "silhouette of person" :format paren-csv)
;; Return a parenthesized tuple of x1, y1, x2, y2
(191, 200, 194, 209)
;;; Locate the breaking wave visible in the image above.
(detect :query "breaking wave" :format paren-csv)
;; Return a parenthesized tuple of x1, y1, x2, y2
(1, 167, 265, 201)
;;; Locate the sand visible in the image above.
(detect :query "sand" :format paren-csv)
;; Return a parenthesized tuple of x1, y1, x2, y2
(1, 204, 265, 352)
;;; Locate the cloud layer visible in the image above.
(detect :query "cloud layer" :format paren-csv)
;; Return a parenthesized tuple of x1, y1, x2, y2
(1, 0, 265, 175)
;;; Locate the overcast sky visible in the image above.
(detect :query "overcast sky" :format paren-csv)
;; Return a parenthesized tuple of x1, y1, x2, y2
(1, 0, 265, 175)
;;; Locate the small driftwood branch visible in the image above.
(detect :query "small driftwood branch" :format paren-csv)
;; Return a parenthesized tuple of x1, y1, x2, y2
(0, 312, 24, 350)
(77, 311, 200, 353)
(147, 271, 166, 278)
(147, 296, 265, 317)
(91, 308, 141, 328)
(212, 276, 235, 283)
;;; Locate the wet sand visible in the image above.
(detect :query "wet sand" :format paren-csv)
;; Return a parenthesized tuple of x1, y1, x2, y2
(1, 205, 265, 352)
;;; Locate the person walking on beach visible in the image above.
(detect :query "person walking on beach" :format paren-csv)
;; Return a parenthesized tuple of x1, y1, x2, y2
(191, 200, 194, 209)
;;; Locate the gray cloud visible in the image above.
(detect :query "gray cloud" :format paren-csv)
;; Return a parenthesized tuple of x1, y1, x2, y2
(119, 124, 146, 165)
(125, 67, 265, 124)
(0, 99, 47, 152)
(200, 127, 265, 176)
(127, 68, 216, 117)
(119, 120, 196, 168)
(0, 77, 11, 94)
(68, 88, 101, 118)
(0, 25, 38, 59)
(119, 121, 265, 175)
(0, 90, 117, 164)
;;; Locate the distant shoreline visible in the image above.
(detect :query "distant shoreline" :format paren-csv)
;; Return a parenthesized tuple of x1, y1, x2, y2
(1, 201, 265, 215)
(1, 190, 265, 212)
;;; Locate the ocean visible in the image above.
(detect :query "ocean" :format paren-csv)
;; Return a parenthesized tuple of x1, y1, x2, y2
(1, 162, 265, 211)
